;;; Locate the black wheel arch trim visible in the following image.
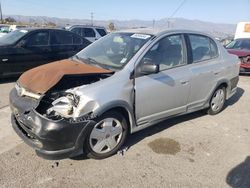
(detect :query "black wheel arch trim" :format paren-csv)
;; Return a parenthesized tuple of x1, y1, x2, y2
(205, 78, 231, 106)
(93, 100, 136, 134)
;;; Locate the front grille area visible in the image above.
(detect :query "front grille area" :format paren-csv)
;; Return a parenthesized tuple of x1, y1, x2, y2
(14, 116, 43, 148)
(15, 114, 33, 131)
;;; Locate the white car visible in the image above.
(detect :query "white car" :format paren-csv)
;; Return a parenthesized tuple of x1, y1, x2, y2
(65, 25, 107, 42)
(0, 33, 6, 37)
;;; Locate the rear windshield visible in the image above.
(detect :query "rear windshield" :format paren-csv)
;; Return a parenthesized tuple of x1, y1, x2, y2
(226, 39, 250, 50)
(96, 28, 107, 37)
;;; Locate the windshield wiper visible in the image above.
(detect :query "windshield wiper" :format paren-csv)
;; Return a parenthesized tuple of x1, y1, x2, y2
(73, 56, 116, 71)
(85, 57, 116, 70)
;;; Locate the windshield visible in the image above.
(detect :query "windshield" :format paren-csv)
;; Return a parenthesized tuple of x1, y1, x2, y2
(0, 29, 28, 45)
(76, 32, 152, 70)
(226, 39, 250, 50)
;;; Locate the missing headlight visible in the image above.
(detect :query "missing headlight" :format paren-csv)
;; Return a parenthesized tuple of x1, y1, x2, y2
(35, 91, 80, 120)
(46, 93, 80, 118)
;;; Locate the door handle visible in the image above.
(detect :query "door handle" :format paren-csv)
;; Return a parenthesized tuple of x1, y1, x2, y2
(180, 80, 189, 85)
(2, 59, 8, 62)
(213, 71, 221, 75)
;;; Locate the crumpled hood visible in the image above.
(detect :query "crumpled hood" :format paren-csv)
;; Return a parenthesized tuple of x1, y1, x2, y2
(18, 59, 112, 94)
(227, 49, 250, 57)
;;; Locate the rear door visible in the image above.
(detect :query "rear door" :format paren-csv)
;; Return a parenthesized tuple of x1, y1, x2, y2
(135, 34, 191, 125)
(50, 30, 77, 60)
(72, 33, 91, 52)
(186, 34, 223, 110)
(81, 28, 96, 42)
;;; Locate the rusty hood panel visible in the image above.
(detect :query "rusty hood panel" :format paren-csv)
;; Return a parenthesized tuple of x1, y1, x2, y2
(18, 59, 112, 94)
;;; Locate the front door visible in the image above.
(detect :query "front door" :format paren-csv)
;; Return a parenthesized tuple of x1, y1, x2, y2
(13, 30, 51, 74)
(135, 34, 191, 125)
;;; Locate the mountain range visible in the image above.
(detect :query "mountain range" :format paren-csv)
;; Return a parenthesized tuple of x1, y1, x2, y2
(3, 15, 236, 39)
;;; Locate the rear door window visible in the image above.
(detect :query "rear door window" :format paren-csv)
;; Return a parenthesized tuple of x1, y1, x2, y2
(96, 28, 107, 36)
(71, 28, 82, 36)
(82, 28, 96, 37)
(51, 30, 73, 45)
(210, 39, 218, 58)
(188, 34, 218, 63)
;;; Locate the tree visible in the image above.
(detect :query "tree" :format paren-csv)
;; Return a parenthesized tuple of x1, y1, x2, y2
(108, 22, 115, 32)
(5, 17, 16, 23)
(47, 22, 57, 27)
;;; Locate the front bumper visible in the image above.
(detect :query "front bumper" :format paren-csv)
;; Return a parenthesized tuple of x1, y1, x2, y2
(240, 63, 250, 73)
(9, 88, 96, 160)
(240, 67, 250, 73)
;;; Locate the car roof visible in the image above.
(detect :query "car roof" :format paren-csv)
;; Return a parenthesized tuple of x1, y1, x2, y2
(17, 28, 77, 32)
(234, 38, 250, 40)
(117, 28, 215, 38)
(66, 25, 106, 29)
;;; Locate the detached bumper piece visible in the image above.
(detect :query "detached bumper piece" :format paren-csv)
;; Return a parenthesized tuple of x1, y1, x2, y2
(10, 89, 95, 160)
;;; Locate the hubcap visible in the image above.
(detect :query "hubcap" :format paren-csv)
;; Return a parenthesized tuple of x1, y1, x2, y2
(89, 118, 123, 154)
(211, 89, 225, 112)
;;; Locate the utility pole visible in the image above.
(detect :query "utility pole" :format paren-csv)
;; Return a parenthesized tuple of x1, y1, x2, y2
(0, 0, 3, 24)
(152, 19, 155, 29)
(91, 12, 94, 26)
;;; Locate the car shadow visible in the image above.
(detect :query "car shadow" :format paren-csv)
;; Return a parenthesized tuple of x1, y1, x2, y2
(225, 87, 244, 107)
(125, 111, 204, 148)
(239, 73, 250, 76)
(71, 111, 206, 161)
(226, 156, 250, 188)
(126, 87, 244, 150)
(0, 77, 18, 84)
(71, 87, 244, 161)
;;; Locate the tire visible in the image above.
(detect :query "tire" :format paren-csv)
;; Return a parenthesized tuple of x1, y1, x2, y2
(84, 111, 128, 159)
(207, 86, 226, 115)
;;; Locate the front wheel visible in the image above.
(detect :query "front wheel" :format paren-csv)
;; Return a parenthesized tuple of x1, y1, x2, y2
(84, 111, 128, 159)
(207, 86, 226, 115)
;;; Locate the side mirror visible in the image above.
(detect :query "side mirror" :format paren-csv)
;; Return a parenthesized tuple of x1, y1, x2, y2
(139, 63, 159, 75)
(17, 40, 27, 48)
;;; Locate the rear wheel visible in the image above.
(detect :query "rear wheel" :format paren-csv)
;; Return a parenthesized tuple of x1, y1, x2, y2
(84, 111, 128, 159)
(207, 86, 226, 115)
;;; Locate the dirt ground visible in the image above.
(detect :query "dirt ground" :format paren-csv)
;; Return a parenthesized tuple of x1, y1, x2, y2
(0, 76, 249, 188)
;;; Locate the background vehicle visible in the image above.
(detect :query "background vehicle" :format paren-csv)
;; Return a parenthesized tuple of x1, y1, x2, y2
(9, 25, 28, 32)
(0, 28, 91, 78)
(65, 25, 107, 42)
(234, 22, 250, 39)
(0, 25, 10, 37)
(226, 38, 250, 73)
(10, 29, 239, 160)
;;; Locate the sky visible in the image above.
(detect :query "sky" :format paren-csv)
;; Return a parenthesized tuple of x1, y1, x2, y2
(1, 0, 250, 24)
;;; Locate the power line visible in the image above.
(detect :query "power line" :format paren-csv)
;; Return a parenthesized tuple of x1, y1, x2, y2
(170, 0, 187, 18)
(167, 0, 187, 28)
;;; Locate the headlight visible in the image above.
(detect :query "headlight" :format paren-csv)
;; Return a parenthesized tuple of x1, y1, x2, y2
(241, 56, 250, 64)
(47, 93, 80, 118)
(15, 83, 41, 99)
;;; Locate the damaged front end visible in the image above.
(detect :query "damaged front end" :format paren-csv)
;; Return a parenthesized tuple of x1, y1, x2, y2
(10, 72, 112, 160)
(239, 55, 250, 72)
